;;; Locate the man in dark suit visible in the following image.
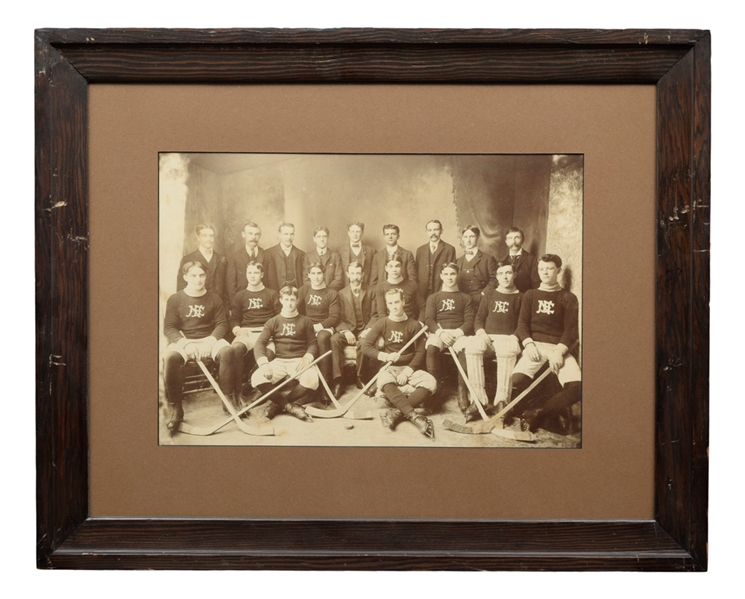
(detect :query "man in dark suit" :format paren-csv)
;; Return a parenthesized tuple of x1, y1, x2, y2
(176, 224, 227, 304)
(225, 222, 269, 304)
(415, 219, 457, 303)
(500, 226, 540, 293)
(338, 221, 374, 288)
(455, 225, 497, 302)
(264, 222, 305, 291)
(370, 223, 417, 287)
(329, 260, 375, 397)
(302, 226, 344, 291)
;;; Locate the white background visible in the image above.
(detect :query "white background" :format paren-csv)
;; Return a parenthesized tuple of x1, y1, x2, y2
(1, 1, 739, 596)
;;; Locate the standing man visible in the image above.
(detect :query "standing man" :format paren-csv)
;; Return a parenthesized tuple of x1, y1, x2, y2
(265, 222, 305, 292)
(251, 286, 319, 423)
(163, 261, 235, 435)
(303, 226, 344, 291)
(373, 253, 424, 323)
(415, 219, 457, 304)
(329, 261, 375, 397)
(362, 288, 437, 438)
(339, 222, 374, 288)
(370, 224, 417, 287)
(424, 263, 475, 416)
(228, 261, 281, 399)
(298, 261, 341, 399)
(465, 260, 523, 414)
(503, 254, 581, 434)
(501, 226, 540, 293)
(176, 224, 227, 304)
(456, 225, 497, 302)
(226, 222, 269, 305)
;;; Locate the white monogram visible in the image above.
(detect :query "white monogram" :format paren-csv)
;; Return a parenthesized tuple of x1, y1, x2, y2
(308, 294, 322, 306)
(186, 304, 205, 318)
(388, 330, 404, 343)
(536, 300, 555, 315)
(441, 298, 456, 311)
(281, 323, 296, 336)
(247, 298, 263, 309)
(493, 300, 509, 314)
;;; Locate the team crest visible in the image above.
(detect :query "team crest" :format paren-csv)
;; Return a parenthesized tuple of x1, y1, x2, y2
(186, 304, 205, 318)
(247, 298, 263, 309)
(281, 323, 296, 336)
(388, 330, 404, 343)
(494, 301, 509, 313)
(536, 300, 555, 315)
(308, 294, 322, 306)
(441, 298, 456, 311)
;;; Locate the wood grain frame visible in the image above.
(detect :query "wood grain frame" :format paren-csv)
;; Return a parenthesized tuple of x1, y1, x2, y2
(35, 28, 710, 571)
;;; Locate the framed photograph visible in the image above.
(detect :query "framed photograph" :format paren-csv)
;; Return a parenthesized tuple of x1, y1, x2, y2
(36, 28, 709, 570)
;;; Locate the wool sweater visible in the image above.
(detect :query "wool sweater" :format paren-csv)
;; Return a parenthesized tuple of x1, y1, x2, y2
(475, 289, 522, 335)
(297, 285, 341, 329)
(228, 287, 281, 329)
(254, 313, 319, 361)
(163, 290, 227, 344)
(424, 289, 475, 334)
(516, 288, 579, 347)
(362, 317, 426, 371)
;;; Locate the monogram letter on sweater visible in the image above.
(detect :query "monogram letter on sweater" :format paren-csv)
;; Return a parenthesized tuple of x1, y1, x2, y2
(247, 298, 263, 309)
(186, 305, 205, 318)
(308, 294, 323, 306)
(281, 323, 296, 336)
(536, 300, 555, 315)
(388, 330, 403, 343)
(493, 300, 509, 313)
(441, 298, 456, 311)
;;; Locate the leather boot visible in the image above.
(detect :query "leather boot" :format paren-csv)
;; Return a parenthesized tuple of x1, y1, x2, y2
(457, 378, 470, 413)
(285, 402, 313, 422)
(166, 403, 184, 436)
(407, 412, 435, 438)
(380, 408, 405, 430)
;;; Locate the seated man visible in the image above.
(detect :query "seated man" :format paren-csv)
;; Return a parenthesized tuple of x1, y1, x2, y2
(163, 261, 234, 435)
(504, 254, 581, 434)
(372, 253, 424, 323)
(423, 263, 475, 416)
(251, 286, 319, 423)
(465, 260, 523, 413)
(329, 261, 375, 397)
(302, 226, 344, 291)
(228, 261, 281, 399)
(298, 261, 341, 401)
(362, 288, 437, 438)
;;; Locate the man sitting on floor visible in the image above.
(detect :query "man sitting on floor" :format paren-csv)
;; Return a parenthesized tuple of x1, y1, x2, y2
(251, 285, 319, 423)
(362, 288, 437, 438)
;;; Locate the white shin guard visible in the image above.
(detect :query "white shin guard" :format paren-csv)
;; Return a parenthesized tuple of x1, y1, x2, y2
(465, 351, 487, 405)
(495, 355, 517, 404)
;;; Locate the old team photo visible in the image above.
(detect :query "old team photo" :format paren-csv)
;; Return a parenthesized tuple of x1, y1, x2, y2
(159, 153, 583, 447)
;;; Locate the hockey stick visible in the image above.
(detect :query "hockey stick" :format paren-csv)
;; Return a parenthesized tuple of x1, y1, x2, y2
(305, 324, 428, 419)
(444, 340, 579, 435)
(194, 358, 275, 437)
(313, 365, 373, 420)
(180, 350, 331, 436)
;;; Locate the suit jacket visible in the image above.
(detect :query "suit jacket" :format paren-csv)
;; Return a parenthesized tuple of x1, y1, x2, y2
(415, 240, 457, 300)
(225, 246, 268, 303)
(303, 248, 344, 291)
(501, 250, 540, 293)
(370, 246, 417, 288)
(264, 244, 305, 291)
(338, 243, 375, 287)
(176, 248, 227, 301)
(336, 285, 375, 333)
(456, 249, 497, 299)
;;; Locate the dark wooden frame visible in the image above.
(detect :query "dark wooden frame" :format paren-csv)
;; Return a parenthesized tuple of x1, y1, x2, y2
(35, 28, 710, 571)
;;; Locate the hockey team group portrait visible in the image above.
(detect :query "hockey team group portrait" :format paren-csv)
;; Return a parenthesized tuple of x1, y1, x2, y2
(158, 152, 583, 448)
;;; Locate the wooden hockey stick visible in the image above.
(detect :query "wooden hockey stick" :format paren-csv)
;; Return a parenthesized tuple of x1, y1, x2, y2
(313, 365, 373, 420)
(305, 324, 428, 419)
(194, 358, 274, 436)
(180, 350, 331, 436)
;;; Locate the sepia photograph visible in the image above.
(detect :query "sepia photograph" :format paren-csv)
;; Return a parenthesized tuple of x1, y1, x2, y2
(159, 152, 583, 447)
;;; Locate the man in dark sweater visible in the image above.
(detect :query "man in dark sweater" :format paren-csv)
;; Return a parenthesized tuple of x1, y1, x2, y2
(163, 261, 234, 435)
(251, 285, 319, 422)
(423, 262, 476, 416)
(229, 261, 281, 400)
(504, 253, 581, 434)
(465, 260, 523, 413)
(329, 260, 375, 397)
(500, 226, 540, 293)
(362, 288, 437, 438)
(298, 261, 341, 400)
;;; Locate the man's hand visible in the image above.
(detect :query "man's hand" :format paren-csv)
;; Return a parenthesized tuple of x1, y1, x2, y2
(395, 370, 408, 385)
(258, 362, 273, 380)
(343, 331, 356, 344)
(548, 350, 565, 375)
(524, 343, 541, 362)
(184, 342, 198, 360)
(295, 354, 312, 374)
(236, 327, 251, 337)
(313, 323, 323, 332)
(439, 330, 456, 347)
(387, 352, 401, 364)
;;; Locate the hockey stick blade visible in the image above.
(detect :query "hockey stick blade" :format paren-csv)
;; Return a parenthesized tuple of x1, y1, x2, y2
(491, 428, 536, 443)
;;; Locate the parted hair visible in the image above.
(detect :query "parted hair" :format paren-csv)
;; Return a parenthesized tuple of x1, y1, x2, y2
(181, 261, 206, 275)
(461, 225, 480, 237)
(385, 252, 404, 265)
(279, 285, 299, 298)
(346, 260, 363, 272)
(307, 260, 325, 273)
(195, 224, 215, 236)
(245, 260, 264, 273)
(495, 260, 515, 271)
(347, 221, 365, 232)
(439, 261, 460, 274)
(383, 224, 400, 234)
(539, 253, 563, 269)
(278, 222, 295, 232)
(384, 287, 405, 303)
(313, 226, 329, 236)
